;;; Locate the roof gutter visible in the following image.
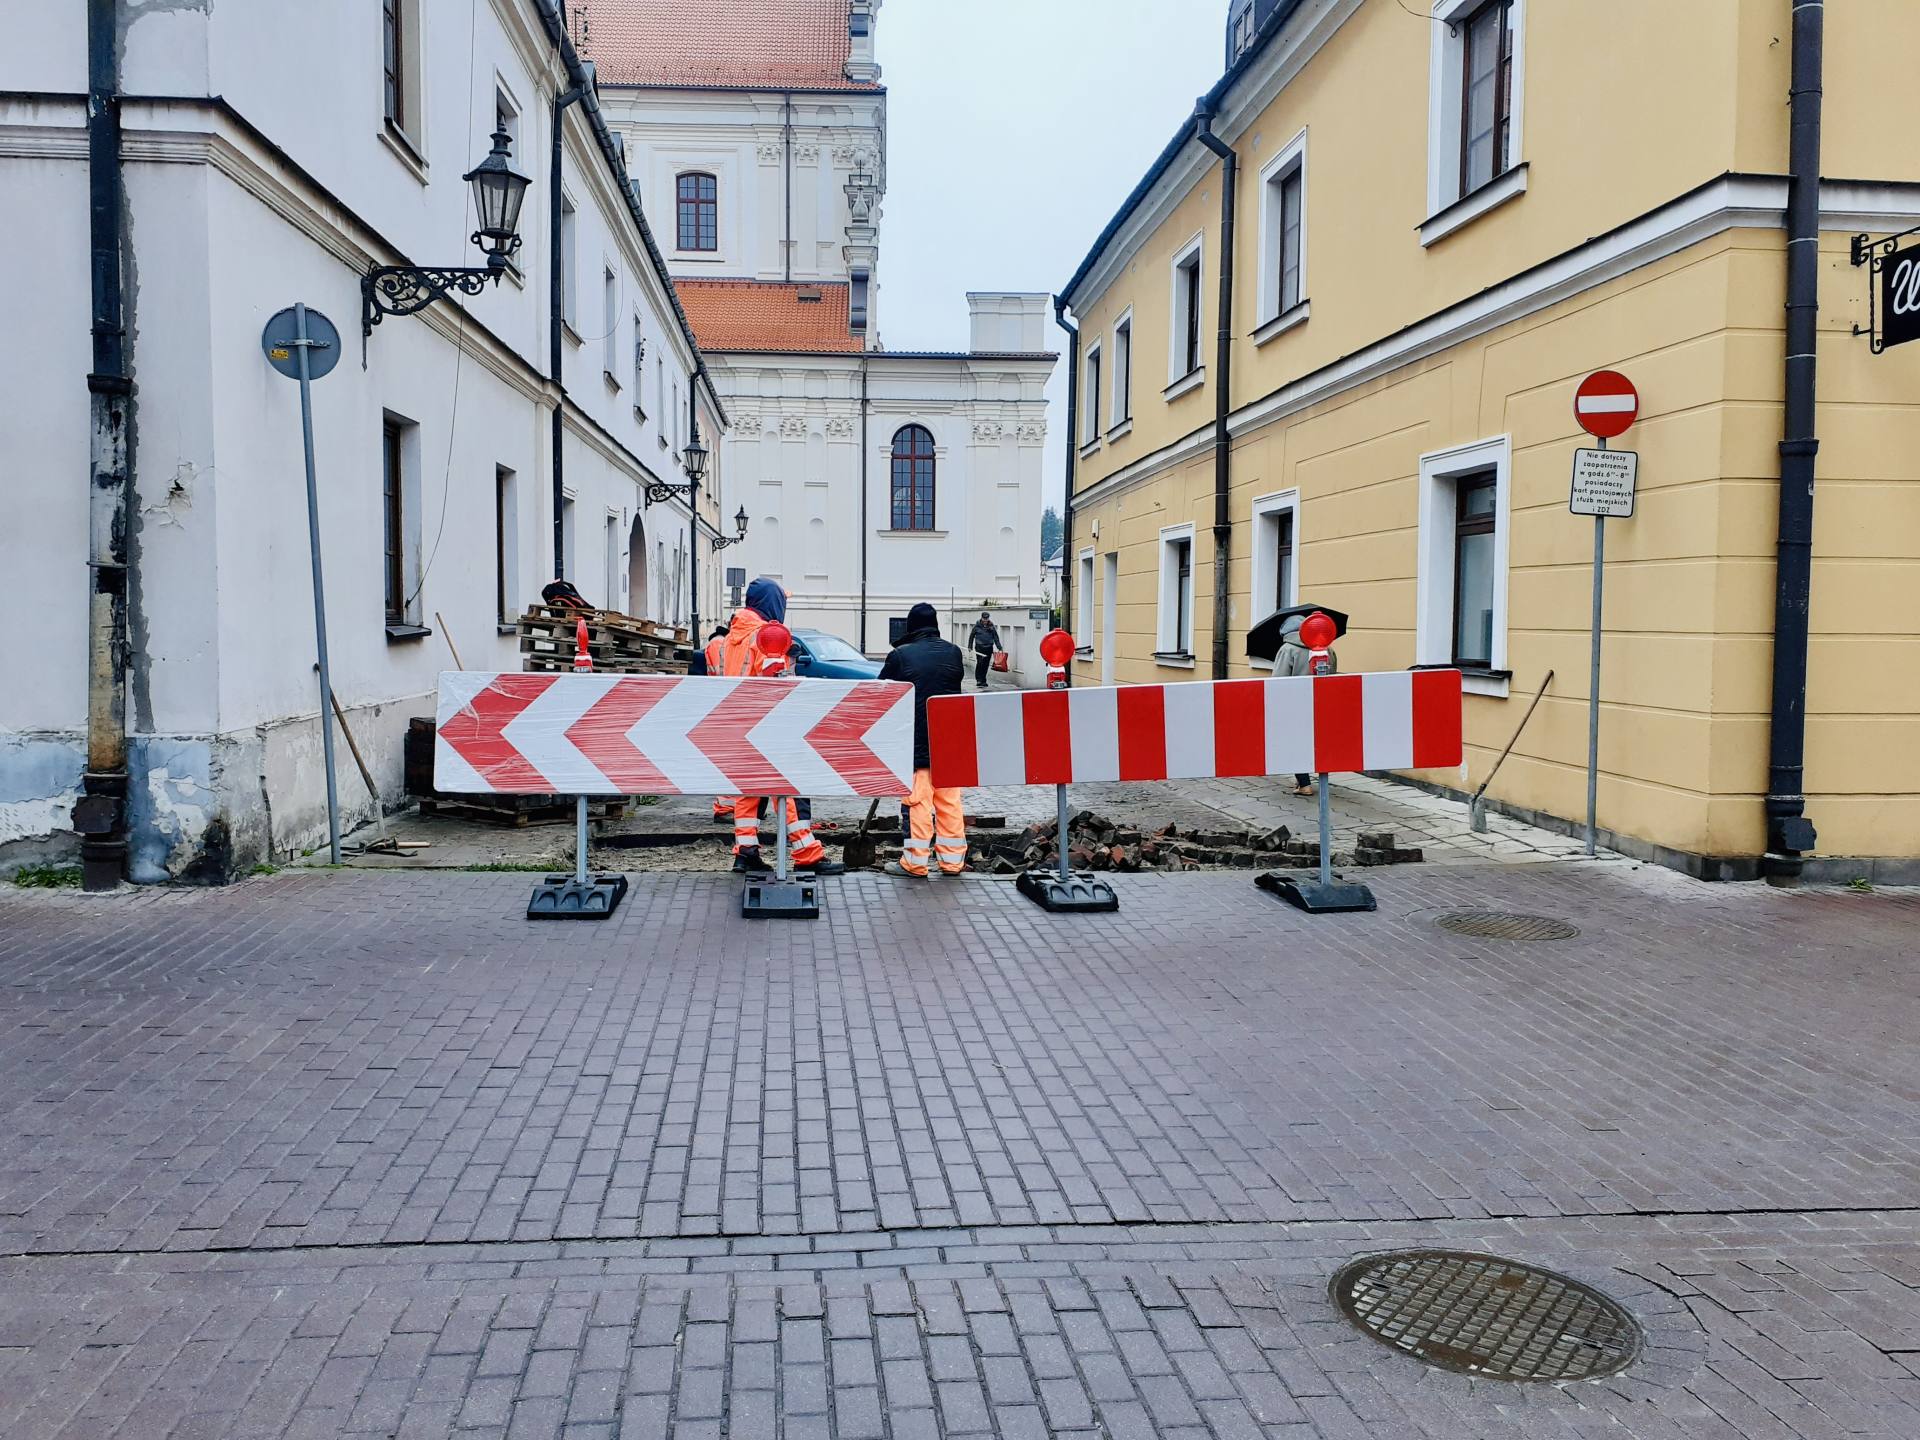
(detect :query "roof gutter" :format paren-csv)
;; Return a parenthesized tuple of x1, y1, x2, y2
(530, 0, 727, 429)
(1194, 105, 1237, 681)
(1059, 0, 1307, 308)
(1054, 295, 1080, 683)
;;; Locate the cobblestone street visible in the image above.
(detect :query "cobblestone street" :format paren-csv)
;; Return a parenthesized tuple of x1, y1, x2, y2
(4, 865, 1920, 1437)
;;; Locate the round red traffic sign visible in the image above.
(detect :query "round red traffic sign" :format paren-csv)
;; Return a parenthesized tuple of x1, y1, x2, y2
(1573, 369, 1638, 439)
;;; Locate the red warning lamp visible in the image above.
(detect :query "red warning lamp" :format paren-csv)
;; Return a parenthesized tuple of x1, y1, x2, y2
(758, 622, 793, 660)
(1299, 611, 1337, 652)
(1039, 628, 1076, 667)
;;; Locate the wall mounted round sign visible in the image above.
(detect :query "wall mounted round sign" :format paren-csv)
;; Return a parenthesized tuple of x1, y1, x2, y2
(261, 306, 342, 382)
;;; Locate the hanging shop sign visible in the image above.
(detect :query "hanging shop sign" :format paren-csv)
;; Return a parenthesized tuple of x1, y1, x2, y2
(1852, 230, 1920, 354)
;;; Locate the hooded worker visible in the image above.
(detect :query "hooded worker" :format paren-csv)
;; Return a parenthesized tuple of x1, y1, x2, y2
(723, 579, 842, 875)
(878, 601, 968, 877)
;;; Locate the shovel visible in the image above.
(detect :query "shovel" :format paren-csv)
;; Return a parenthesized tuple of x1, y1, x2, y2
(841, 799, 883, 870)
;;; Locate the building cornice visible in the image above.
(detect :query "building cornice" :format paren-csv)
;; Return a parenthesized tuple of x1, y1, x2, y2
(1070, 174, 1920, 512)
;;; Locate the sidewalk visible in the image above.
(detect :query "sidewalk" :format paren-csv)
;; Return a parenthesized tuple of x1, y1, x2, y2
(3, 863, 1918, 1436)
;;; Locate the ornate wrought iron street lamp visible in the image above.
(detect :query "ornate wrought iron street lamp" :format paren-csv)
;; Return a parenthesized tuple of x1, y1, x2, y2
(712, 505, 750, 551)
(362, 125, 531, 338)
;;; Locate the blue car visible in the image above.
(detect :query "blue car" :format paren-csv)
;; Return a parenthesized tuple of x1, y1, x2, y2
(787, 628, 883, 680)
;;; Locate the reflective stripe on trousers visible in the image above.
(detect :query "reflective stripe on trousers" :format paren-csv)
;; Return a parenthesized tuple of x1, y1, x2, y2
(907, 768, 966, 876)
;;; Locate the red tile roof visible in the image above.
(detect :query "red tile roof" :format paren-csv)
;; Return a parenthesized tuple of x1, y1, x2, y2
(573, 0, 877, 92)
(675, 280, 866, 353)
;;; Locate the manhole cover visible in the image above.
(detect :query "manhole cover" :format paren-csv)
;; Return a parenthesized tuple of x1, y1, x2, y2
(1332, 1250, 1640, 1382)
(1434, 910, 1579, 941)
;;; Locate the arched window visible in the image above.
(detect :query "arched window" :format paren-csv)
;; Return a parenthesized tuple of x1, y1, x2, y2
(890, 425, 936, 531)
(676, 172, 717, 251)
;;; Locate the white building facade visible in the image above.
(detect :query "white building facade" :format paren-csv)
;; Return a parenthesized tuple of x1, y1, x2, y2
(0, 0, 726, 882)
(578, 0, 1056, 666)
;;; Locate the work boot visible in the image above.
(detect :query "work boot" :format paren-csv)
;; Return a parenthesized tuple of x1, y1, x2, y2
(733, 851, 772, 875)
(796, 857, 845, 877)
(882, 861, 927, 879)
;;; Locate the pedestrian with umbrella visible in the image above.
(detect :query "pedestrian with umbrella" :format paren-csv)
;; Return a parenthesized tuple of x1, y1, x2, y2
(1247, 603, 1349, 796)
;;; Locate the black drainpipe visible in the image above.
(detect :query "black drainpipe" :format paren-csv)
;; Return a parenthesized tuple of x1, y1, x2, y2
(76, 0, 134, 891)
(1194, 107, 1236, 681)
(858, 356, 870, 652)
(1764, 0, 1824, 882)
(549, 63, 597, 578)
(1053, 297, 1080, 678)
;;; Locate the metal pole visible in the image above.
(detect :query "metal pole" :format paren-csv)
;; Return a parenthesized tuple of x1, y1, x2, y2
(1056, 783, 1070, 880)
(575, 794, 589, 886)
(293, 303, 342, 865)
(775, 797, 790, 882)
(1585, 438, 1607, 857)
(1317, 773, 1332, 889)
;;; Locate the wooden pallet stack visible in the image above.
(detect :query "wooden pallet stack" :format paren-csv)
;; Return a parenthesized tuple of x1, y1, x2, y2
(516, 604, 690, 674)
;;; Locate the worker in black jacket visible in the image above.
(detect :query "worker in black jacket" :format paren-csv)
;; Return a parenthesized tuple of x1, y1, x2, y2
(878, 602, 967, 877)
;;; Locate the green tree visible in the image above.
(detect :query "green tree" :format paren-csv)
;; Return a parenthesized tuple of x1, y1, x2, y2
(1040, 505, 1063, 559)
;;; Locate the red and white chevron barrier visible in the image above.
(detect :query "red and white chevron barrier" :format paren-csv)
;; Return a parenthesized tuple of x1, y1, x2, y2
(926, 670, 1462, 787)
(434, 672, 914, 798)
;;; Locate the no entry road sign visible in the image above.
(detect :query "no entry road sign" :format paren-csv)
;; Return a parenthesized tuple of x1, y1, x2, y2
(1574, 369, 1638, 439)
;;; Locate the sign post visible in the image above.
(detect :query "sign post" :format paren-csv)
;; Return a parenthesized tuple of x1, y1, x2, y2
(1571, 370, 1640, 857)
(262, 305, 344, 865)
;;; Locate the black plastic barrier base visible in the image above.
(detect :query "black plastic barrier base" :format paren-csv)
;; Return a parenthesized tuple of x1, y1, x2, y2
(1017, 869, 1120, 914)
(742, 877, 821, 920)
(1256, 872, 1376, 914)
(528, 873, 629, 920)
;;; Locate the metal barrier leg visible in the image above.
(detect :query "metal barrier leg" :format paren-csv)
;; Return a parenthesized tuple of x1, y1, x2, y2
(527, 795, 628, 920)
(742, 796, 819, 920)
(1256, 773, 1376, 915)
(1016, 782, 1118, 913)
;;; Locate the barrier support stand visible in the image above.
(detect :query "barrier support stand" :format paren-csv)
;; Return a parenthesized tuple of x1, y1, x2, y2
(1257, 772, 1377, 915)
(1016, 781, 1119, 914)
(528, 796, 629, 919)
(742, 794, 820, 920)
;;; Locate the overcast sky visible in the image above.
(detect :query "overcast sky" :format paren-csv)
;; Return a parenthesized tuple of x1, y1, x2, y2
(874, 1, 1226, 513)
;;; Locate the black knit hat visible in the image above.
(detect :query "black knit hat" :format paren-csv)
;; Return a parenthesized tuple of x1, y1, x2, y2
(906, 602, 939, 632)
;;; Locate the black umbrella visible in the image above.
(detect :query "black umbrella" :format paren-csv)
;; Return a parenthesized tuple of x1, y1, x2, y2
(1246, 603, 1350, 662)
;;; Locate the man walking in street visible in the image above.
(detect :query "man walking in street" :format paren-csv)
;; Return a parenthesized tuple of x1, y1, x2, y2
(721, 579, 842, 875)
(880, 602, 967, 878)
(969, 610, 1001, 691)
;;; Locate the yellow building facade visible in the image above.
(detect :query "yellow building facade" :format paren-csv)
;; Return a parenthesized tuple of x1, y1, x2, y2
(1060, 0, 1920, 880)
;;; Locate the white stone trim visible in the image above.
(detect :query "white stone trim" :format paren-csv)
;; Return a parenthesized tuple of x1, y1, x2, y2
(1256, 127, 1309, 325)
(1426, 0, 1527, 218)
(1251, 301, 1310, 348)
(1167, 231, 1206, 385)
(1416, 436, 1510, 688)
(1420, 162, 1528, 247)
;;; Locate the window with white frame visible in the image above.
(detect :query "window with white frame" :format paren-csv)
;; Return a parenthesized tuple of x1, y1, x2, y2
(382, 0, 423, 148)
(602, 266, 619, 383)
(1156, 525, 1196, 658)
(1112, 312, 1133, 426)
(1169, 238, 1204, 383)
(559, 194, 578, 328)
(495, 465, 517, 626)
(1082, 342, 1102, 445)
(1076, 550, 1095, 643)
(1426, 0, 1526, 228)
(1251, 491, 1300, 631)
(632, 315, 647, 417)
(1416, 437, 1510, 689)
(1258, 131, 1307, 328)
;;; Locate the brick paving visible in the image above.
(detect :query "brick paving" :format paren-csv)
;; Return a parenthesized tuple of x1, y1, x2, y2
(2, 865, 1919, 1436)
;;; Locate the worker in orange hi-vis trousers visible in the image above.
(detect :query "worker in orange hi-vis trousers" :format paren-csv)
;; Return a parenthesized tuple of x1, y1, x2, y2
(691, 623, 735, 823)
(878, 602, 968, 877)
(721, 580, 843, 876)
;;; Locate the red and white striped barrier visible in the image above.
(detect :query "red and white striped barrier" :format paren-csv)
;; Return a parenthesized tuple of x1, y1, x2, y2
(434, 672, 913, 798)
(927, 670, 1462, 787)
